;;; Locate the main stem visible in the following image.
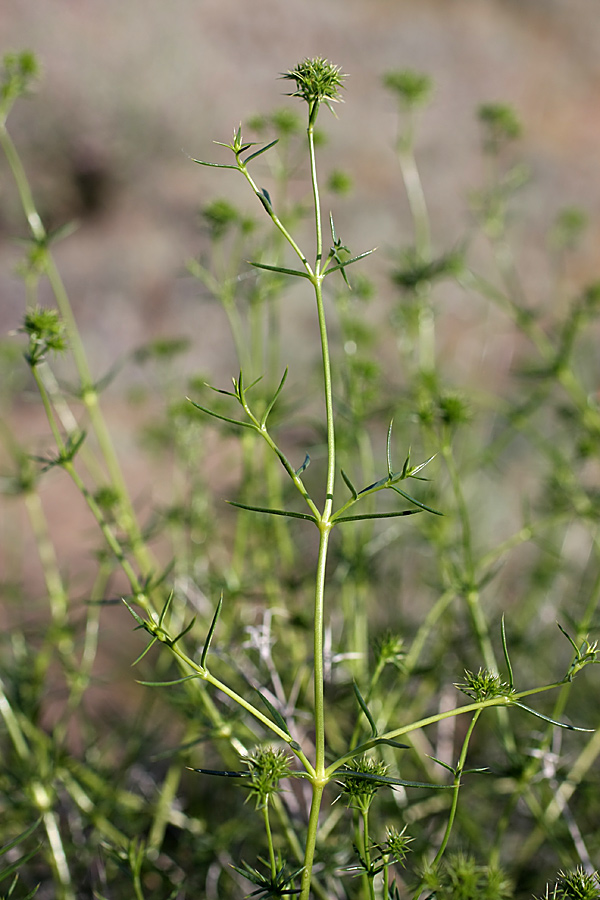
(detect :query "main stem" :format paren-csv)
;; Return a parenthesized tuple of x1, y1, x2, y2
(299, 109, 337, 900)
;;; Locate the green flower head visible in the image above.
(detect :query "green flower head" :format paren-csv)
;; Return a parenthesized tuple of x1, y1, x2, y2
(281, 57, 346, 122)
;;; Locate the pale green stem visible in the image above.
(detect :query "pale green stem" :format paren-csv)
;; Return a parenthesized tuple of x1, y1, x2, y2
(299, 783, 325, 900)
(263, 803, 277, 879)
(164, 639, 315, 775)
(308, 122, 323, 268)
(362, 808, 376, 900)
(432, 709, 480, 867)
(327, 680, 566, 777)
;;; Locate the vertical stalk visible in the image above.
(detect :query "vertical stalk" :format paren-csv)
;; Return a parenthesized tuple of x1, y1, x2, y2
(299, 97, 338, 900)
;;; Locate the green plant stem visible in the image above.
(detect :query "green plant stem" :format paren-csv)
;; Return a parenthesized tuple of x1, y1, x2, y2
(299, 782, 325, 900)
(432, 709, 480, 867)
(263, 803, 277, 880)
(361, 808, 376, 900)
(327, 680, 567, 776)
(162, 638, 315, 774)
(439, 439, 517, 756)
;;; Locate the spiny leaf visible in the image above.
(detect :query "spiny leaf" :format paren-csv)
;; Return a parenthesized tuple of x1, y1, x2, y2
(189, 156, 239, 171)
(255, 689, 292, 736)
(249, 260, 312, 279)
(260, 367, 288, 427)
(131, 637, 158, 667)
(501, 615, 514, 690)
(227, 500, 317, 523)
(0, 819, 41, 858)
(370, 738, 411, 751)
(172, 616, 196, 644)
(122, 599, 147, 629)
(158, 590, 174, 627)
(137, 674, 199, 687)
(386, 420, 394, 478)
(323, 248, 376, 276)
(340, 468, 358, 500)
(389, 484, 443, 516)
(337, 770, 450, 790)
(427, 755, 457, 775)
(334, 509, 422, 523)
(512, 702, 594, 732)
(243, 138, 279, 164)
(353, 682, 377, 737)
(295, 453, 310, 476)
(557, 621, 580, 655)
(201, 593, 223, 669)
(187, 766, 248, 778)
(0, 846, 41, 885)
(186, 398, 256, 429)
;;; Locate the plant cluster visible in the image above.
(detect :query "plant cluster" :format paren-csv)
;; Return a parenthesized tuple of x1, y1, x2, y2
(1, 51, 600, 900)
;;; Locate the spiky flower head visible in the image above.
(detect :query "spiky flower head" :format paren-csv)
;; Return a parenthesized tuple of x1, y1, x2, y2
(241, 746, 292, 809)
(382, 825, 414, 867)
(455, 668, 514, 702)
(374, 631, 405, 670)
(537, 868, 600, 900)
(281, 57, 346, 123)
(20, 306, 67, 366)
(340, 755, 388, 812)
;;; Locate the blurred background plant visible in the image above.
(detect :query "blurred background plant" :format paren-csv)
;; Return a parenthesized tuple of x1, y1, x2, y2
(1, 4, 600, 898)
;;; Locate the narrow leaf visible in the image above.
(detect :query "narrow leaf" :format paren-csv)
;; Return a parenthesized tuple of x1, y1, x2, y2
(172, 616, 196, 644)
(137, 674, 199, 687)
(337, 770, 451, 790)
(400, 449, 411, 479)
(260, 367, 288, 427)
(186, 399, 255, 429)
(512, 701, 594, 732)
(501, 615, 514, 690)
(243, 138, 279, 164)
(0, 846, 41, 884)
(334, 510, 422, 523)
(369, 738, 411, 751)
(340, 468, 358, 501)
(0, 819, 41, 857)
(427, 755, 457, 775)
(406, 454, 437, 478)
(295, 454, 310, 476)
(187, 766, 248, 778)
(386, 420, 394, 478)
(131, 637, 158, 666)
(249, 260, 312, 279)
(226, 500, 317, 523)
(323, 248, 376, 275)
(201, 593, 223, 669)
(122, 599, 147, 629)
(189, 157, 239, 170)
(557, 621, 580, 655)
(158, 590, 174, 627)
(353, 682, 378, 737)
(359, 475, 390, 494)
(329, 211, 337, 244)
(255, 689, 292, 736)
(389, 485, 443, 516)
